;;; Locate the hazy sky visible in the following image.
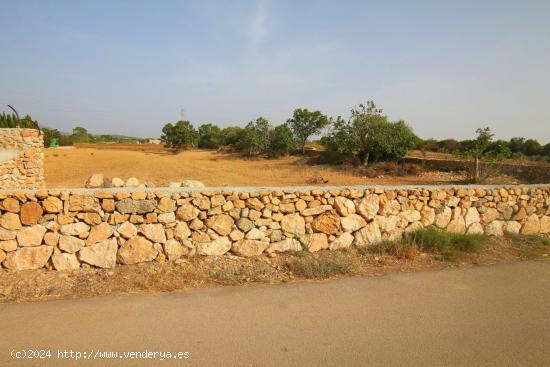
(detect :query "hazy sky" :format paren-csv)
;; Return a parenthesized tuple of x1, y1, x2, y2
(1, 0, 549, 141)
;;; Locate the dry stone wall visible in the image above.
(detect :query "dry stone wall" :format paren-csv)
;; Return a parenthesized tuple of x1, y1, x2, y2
(0, 185, 548, 271)
(0, 128, 44, 189)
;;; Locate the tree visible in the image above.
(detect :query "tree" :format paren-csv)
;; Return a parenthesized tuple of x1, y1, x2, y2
(416, 138, 438, 152)
(368, 120, 418, 162)
(461, 127, 510, 183)
(287, 108, 330, 154)
(522, 139, 541, 156)
(235, 117, 270, 156)
(71, 126, 92, 143)
(508, 137, 526, 154)
(161, 120, 199, 150)
(220, 126, 243, 146)
(323, 101, 416, 165)
(268, 124, 294, 158)
(438, 139, 461, 153)
(0, 112, 17, 127)
(42, 128, 61, 147)
(0, 112, 39, 129)
(198, 123, 222, 149)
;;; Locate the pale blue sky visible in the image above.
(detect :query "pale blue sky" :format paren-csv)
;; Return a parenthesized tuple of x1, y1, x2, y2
(1, 0, 549, 141)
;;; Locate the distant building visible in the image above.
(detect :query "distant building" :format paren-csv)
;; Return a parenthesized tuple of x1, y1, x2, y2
(148, 139, 161, 145)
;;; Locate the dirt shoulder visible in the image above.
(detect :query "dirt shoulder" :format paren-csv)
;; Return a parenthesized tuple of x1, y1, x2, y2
(1, 235, 548, 304)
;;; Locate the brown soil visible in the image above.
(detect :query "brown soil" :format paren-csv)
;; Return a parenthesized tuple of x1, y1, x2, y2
(1, 236, 547, 304)
(408, 150, 550, 167)
(45, 146, 468, 188)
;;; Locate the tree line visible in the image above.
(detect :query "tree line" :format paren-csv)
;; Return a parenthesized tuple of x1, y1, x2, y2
(2, 106, 549, 165)
(161, 101, 419, 163)
(416, 135, 550, 162)
(0, 112, 39, 129)
(160, 102, 550, 165)
(42, 126, 149, 147)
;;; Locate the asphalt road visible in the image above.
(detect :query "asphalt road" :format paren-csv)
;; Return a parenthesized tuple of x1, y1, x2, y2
(1, 261, 549, 366)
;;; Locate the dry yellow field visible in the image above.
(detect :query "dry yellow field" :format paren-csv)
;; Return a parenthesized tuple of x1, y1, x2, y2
(44, 145, 460, 188)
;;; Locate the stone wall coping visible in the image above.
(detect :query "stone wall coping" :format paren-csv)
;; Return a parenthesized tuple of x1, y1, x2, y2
(1, 183, 548, 195)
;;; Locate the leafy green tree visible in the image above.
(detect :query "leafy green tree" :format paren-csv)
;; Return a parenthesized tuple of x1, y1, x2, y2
(461, 127, 510, 183)
(71, 126, 92, 143)
(220, 126, 243, 146)
(287, 108, 330, 154)
(489, 140, 512, 159)
(508, 137, 526, 154)
(542, 143, 550, 157)
(268, 124, 294, 158)
(416, 138, 438, 152)
(42, 128, 62, 147)
(323, 101, 416, 165)
(19, 115, 39, 129)
(0, 112, 17, 127)
(235, 117, 270, 156)
(369, 120, 418, 162)
(438, 139, 461, 153)
(198, 123, 222, 149)
(0, 113, 39, 129)
(161, 120, 199, 150)
(507, 137, 541, 157)
(522, 139, 541, 156)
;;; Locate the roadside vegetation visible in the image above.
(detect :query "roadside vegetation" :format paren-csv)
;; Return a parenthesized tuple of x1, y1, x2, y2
(368, 227, 488, 261)
(1, 233, 547, 303)
(508, 234, 550, 259)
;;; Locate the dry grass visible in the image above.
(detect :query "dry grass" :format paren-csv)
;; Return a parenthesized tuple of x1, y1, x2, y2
(45, 145, 464, 188)
(1, 236, 548, 303)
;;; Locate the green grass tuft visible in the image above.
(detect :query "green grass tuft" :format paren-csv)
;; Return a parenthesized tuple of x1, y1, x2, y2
(403, 226, 488, 261)
(365, 227, 488, 261)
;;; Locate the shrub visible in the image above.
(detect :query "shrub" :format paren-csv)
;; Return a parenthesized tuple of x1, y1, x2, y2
(220, 126, 243, 146)
(235, 117, 270, 157)
(368, 240, 418, 260)
(198, 123, 222, 149)
(267, 124, 294, 158)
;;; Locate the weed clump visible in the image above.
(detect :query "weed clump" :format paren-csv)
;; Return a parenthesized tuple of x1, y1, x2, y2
(368, 240, 418, 260)
(367, 226, 488, 261)
(288, 251, 355, 278)
(508, 234, 550, 259)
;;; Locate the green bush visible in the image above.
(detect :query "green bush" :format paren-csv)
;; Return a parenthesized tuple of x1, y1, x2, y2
(0, 113, 39, 129)
(220, 126, 243, 146)
(322, 101, 417, 165)
(161, 120, 199, 150)
(267, 124, 294, 158)
(235, 117, 270, 156)
(198, 123, 222, 149)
